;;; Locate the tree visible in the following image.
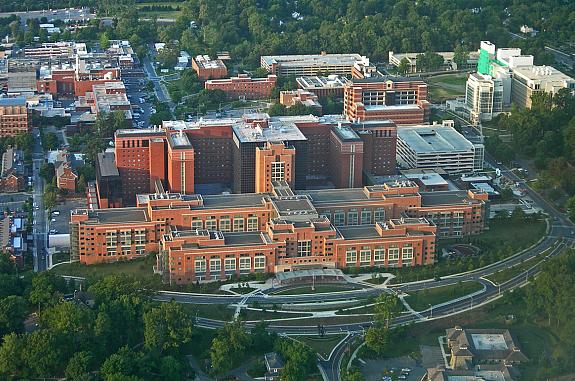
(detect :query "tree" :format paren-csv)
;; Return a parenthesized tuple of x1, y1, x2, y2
(28, 272, 65, 312)
(43, 190, 57, 210)
(100, 32, 110, 50)
(365, 326, 390, 354)
(143, 301, 193, 352)
(397, 57, 410, 74)
(66, 351, 95, 381)
(0, 333, 24, 377)
(100, 346, 141, 380)
(23, 330, 66, 377)
(210, 320, 251, 374)
(453, 45, 470, 70)
(274, 339, 315, 381)
(373, 293, 400, 328)
(0, 296, 28, 337)
(39, 162, 55, 183)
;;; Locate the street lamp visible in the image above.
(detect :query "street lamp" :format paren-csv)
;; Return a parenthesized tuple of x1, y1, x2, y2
(429, 303, 433, 318)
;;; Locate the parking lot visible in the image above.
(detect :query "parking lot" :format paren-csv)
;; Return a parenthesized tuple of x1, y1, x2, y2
(123, 78, 154, 129)
(48, 198, 85, 235)
(360, 356, 425, 381)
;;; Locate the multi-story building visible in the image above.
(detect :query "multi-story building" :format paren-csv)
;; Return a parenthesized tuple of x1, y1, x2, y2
(24, 42, 75, 59)
(204, 74, 277, 100)
(191, 55, 228, 81)
(396, 121, 484, 173)
(296, 75, 350, 98)
(0, 98, 30, 137)
(7, 62, 38, 94)
(465, 72, 503, 123)
(511, 65, 575, 108)
(261, 54, 374, 77)
(75, 82, 131, 119)
(95, 114, 398, 207)
(279, 89, 323, 113)
(388, 51, 480, 73)
(70, 180, 487, 282)
(343, 77, 430, 125)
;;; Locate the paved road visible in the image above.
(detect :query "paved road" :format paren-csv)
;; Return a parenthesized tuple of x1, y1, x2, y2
(142, 55, 174, 109)
(0, 7, 94, 24)
(31, 128, 48, 272)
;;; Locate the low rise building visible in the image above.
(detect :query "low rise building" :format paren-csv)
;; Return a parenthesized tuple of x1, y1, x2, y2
(511, 65, 575, 108)
(396, 121, 484, 174)
(205, 74, 277, 100)
(264, 352, 285, 381)
(0, 97, 30, 137)
(388, 50, 479, 73)
(344, 76, 430, 125)
(0, 147, 25, 192)
(296, 75, 350, 98)
(192, 55, 228, 81)
(279, 89, 322, 112)
(70, 180, 487, 282)
(261, 53, 374, 77)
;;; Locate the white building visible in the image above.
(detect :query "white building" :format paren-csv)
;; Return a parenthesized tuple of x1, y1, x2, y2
(511, 65, 575, 108)
(465, 72, 504, 124)
(396, 121, 484, 173)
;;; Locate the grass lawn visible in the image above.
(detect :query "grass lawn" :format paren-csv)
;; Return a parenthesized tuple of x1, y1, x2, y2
(183, 303, 235, 321)
(296, 334, 346, 358)
(426, 73, 467, 102)
(272, 284, 359, 295)
(405, 281, 484, 311)
(230, 287, 256, 294)
(486, 249, 547, 285)
(50, 254, 163, 285)
(239, 309, 312, 321)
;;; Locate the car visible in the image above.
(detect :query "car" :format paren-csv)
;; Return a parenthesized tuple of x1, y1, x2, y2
(401, 368, 411, 373)
(51, 218, 56, 222)
(398, 376, 406, 380)
(52, 211, 60, 216)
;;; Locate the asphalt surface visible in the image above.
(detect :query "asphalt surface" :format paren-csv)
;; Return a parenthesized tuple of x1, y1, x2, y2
(31, 128, 48, 272)
(143, 56, 174, 107)
(0, 7, 94, 24)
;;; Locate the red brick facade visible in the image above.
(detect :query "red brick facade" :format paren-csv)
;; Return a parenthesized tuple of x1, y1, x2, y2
(205, 74, 277, 100)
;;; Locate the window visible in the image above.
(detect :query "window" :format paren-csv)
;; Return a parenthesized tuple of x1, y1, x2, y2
(210, 258, 221, 272)
(333, 210, 345, 226)
(134, 229, 146, 245)
(360, 249, 371, 264)
(402, 244, 413, 260)
(233, 217, 245, 232)
(239, 256, 251, 271)
(219, 218, 231, 232)
(345, 249, 357, 265)
(135, 245, 145, 255)
(205, 219, 217, 230)
(191, 219, 203, 230)
(297, 240, 311, 257)
(347, 210, 358, 225)
(374, 247, 385, 263)
(195, 258, 206, 273)
(388, 245, 399, 261)
(106, 231, 117, 247)
(247, 216, 258, 231)
(224, 257, 236, 271)
(374, 208, 386, 223)
(360, 210, 372, 225)
(271, 161, 285, 182)
(254, 255, 266, 269)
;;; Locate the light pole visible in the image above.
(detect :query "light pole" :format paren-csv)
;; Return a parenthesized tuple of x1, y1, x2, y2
(429, 303, 433, 318)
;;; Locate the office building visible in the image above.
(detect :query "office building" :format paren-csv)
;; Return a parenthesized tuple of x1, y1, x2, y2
(205, 74, 277, 100)
(465, 72, 503, 123)
(388, 50, 479, 73)
(396, 121, 484, 173)
(192, 55, 228, 81)
(279, 89, 322, 113)
(7, 62, 38, 94)
(70, 180, 488, 282)
(94, 114, 399, 207)
(0, 98, 30, 137)
(344, 77, 430, 125)
(296, 75, 350, 98)
(261, 53, 374, 77)
(511, 65, 575, 108)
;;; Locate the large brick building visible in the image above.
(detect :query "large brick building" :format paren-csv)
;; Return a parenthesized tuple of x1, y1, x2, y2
(344, 77, 431, 124)
(95, 114, 398, 207)
(0, 98, 30, 137)
(192, 55, 228, 81)
(205, 74, 277, 100)
(70, 180, 487, 282)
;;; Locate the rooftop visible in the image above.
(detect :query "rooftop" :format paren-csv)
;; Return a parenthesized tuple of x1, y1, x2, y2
(296, 75, 350, 89)
(332, 124, 361, 142)
(84, 208, 148, 224)
(397, 125, 475, 153)
(262, 53, 365, 67)
(97, 152, 119, 177)
(232, 120, 307, 144)
(201, 193, 267, 209)
(421, 191, 478, 206)
(167, 131, 193, 149)
(0, 97, 27, 107)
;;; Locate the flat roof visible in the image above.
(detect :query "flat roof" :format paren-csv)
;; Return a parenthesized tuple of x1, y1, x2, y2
(167, 131, 193, 149)
(262, 53, 365, 66)
(337, 225, 382, 240)
(420, 191, 476, 206)
(233, 121, 307, 144)
(471, 333, 508, 351)
(513, 65, 574, 83)
(88, 208, 148, 224)
(97, 152, 119, 177)
(333, 124, 361, 142)
(351, 75, 424, 84)
(296, 75, 349, 89)
(0, 97, 27, 106)
(201, 193, 267, 209)
(397, 125, 474, 153)
(299, 188, 369, 204)
(223, 232, 267, 246)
